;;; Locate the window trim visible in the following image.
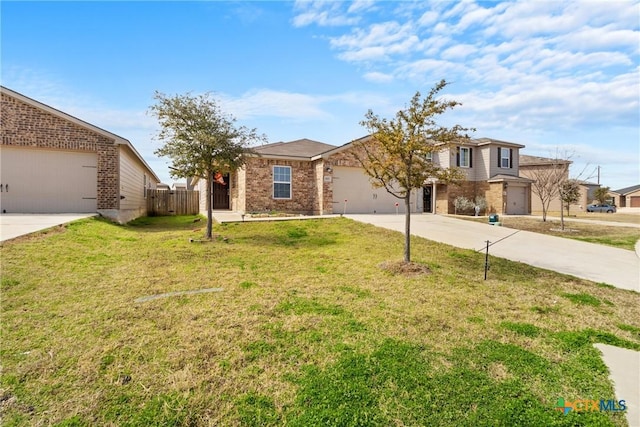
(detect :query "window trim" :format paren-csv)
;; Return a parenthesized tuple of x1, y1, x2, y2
(500, 147, 511, 168)
(273, 165, 292, 200)
(459, 147, 471, 168)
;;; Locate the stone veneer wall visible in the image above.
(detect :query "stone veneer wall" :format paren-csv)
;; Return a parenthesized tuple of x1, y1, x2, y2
(435, 181, 503, 214)
(243, 157, 316, 213)
(1, 92, 120, 210)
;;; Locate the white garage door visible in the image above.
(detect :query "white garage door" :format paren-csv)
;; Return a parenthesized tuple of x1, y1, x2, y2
(332, 166, 408, 214)
(506, 185, 527, 215)
(0, 147, 97, 213)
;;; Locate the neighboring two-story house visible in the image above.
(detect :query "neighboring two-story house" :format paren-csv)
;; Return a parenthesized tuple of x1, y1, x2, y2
(193, 136, 533, 216)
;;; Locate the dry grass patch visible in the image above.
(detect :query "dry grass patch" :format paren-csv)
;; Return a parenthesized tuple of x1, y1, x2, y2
(457, 215, 640, 250)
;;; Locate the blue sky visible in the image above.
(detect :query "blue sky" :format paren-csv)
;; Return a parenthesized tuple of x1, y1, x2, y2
(2, 1, 639, 189)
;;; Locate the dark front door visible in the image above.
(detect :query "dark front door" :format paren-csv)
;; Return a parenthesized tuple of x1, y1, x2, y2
(212, 174, 230, 209)
(423, 185, 432, 213)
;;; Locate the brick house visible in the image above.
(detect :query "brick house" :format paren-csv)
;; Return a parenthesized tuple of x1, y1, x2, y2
(0, 86, 160, 222)
(194, 136, 532, 216)
(609, 184, 640, 208)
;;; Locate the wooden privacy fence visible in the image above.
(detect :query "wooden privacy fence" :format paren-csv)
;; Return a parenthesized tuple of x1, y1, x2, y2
(147, 189, 200, 216)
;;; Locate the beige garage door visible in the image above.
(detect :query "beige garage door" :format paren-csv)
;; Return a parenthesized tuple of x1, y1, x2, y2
(506, 185, 527, 215)
(332, 166, 406, 214)
(0, 147, 97, 213)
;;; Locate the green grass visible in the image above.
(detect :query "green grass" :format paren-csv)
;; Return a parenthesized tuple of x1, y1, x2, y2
(1, 215, 639, 426)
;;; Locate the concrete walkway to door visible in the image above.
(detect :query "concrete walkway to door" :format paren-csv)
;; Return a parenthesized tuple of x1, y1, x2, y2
(347, 214, 639, 292)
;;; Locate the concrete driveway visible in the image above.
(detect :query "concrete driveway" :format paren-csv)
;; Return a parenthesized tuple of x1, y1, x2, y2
(347, 214, 639, 293)
(0, 213, 97, 242)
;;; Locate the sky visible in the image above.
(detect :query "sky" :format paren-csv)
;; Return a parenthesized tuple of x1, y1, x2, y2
(2, 0, 639, 190)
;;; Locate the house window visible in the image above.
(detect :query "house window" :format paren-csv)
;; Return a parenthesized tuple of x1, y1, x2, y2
(458, 147, 471, 168)
(500, 148, 512, 168)
(273, 166, 291, 199)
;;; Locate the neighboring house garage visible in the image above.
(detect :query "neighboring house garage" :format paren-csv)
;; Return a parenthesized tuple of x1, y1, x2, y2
(610, 184, 640, 208)
(0, 86, 160, 222)
(1, 147, 97, 213)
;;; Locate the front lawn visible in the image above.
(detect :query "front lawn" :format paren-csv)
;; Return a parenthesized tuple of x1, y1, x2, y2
(1, 216, 639, 426)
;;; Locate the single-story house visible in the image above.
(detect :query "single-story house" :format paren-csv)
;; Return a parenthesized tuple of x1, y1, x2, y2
(609, 184, 640, 208)
(0, 86, 160, 223)
(193, 136, 533, 216)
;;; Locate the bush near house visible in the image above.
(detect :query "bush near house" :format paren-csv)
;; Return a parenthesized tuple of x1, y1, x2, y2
(454, 196, 487, 215)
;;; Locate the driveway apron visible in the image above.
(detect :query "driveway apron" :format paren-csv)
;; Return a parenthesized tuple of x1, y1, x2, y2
(0, 214, 97, 242)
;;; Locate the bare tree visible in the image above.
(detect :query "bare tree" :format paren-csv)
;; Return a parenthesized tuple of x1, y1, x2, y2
(528, 157, 570, 222)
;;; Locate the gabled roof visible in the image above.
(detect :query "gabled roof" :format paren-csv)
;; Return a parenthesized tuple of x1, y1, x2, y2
(253, 138, 337, 159)
(519, 154, 572, 166)
(487, 174, 534, 183)
(0, 85, 161, 182)
(313, 135, 526, 160)
(610, 184, 640, 195)
(473, 137, 525, 148)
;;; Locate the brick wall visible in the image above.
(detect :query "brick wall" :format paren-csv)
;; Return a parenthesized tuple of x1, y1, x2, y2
(1, 92, 120, 210)
(244, 158, 316, 213)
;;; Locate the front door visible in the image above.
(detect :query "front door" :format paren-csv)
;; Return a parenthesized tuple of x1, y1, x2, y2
(212, 174, 230, 209)
(423, 185, 432, 213)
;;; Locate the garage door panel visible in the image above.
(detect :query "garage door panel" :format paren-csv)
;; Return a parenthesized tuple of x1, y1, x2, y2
(506, 186, 526, 215)
(0, 147, 97, 213)
(630, 196, 640, 208)
(332, 166, 405, 214)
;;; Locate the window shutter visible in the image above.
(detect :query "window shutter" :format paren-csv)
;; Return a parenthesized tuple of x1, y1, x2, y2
(469, 148, 473, 168)
(497, 147, 501, 167)
(456, 147, 460, 167)
(509, 149, 513, 168)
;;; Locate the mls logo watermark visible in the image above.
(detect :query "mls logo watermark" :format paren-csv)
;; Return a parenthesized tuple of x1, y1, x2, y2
(555, 398, 627, 415)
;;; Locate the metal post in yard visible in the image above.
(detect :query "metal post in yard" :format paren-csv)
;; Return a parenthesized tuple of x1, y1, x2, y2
(484, 240, 490, 280)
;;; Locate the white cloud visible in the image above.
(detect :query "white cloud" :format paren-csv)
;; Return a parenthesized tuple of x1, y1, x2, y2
(220, 89, 331, 120)
(440, 43, 476, 60)
(292, 0, 360, 27)
(363, 71, 394, 83)
(417, 10, 438, 27)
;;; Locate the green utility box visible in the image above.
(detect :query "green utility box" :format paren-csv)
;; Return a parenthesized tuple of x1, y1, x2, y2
(488, 214, 499, 225)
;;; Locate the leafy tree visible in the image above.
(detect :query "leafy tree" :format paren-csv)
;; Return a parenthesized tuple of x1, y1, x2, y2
(594, 186, 611, 205)
(353, 80, 472, 263)
(149, 92, 265, 239)
(560, 179, 580, 216)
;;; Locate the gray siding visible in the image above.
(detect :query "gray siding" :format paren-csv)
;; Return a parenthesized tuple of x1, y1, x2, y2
(489, 146, 519, 178)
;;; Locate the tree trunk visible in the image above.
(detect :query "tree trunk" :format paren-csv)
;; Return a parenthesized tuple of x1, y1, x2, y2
(206, 170, 213, 239)
(560, 199, 565, 230)
(404, 193, 411, 263)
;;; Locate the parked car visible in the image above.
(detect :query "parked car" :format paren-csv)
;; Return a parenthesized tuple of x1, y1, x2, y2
(586, 204, 617, 213)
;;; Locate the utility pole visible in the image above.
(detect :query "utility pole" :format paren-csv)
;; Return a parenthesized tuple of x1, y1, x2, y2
(597, 165, 600, 185)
